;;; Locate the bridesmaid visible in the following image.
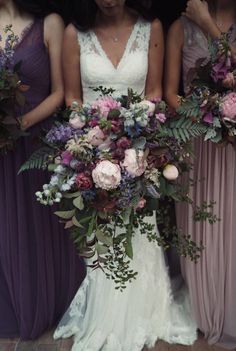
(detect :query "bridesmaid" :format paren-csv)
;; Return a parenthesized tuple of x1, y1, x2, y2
(0, 0, 85, 340)
(165, 0, 236, 348)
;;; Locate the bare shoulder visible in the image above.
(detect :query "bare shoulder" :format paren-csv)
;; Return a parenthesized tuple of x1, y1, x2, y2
(44, 13, 64, 31)
(64, 23, 78, 40)
(150, 18, 163, 33)
(168, 18, 184, 36)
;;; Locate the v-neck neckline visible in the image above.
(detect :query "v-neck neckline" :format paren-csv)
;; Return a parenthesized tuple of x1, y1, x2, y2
(91, 18, 140, 71)
(0, 19, 36, 52)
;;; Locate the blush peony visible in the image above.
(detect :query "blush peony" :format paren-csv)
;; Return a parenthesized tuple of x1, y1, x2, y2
(92, 160, 121, 190)
(122, 148, 147, 178)
(87, 126, 106, 146)
(220, 92, 236, 121)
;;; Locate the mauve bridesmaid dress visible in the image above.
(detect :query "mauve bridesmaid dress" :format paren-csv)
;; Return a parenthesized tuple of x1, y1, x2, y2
(0, 18, 85, 340)
(176, 16, 236, 349)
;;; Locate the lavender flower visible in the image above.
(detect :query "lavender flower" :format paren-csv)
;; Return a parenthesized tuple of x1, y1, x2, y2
(46, 124, 74, 144)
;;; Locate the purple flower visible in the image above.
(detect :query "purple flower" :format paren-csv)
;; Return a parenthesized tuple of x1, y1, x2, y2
(203, 112, 214, 124)
(46, 124, 74, 144)
(211, 62, 228, 82)
(61, 151, 73, 165)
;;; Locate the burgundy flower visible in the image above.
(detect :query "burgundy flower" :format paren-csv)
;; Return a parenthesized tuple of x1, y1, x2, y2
(203, 112, 214, 124)
(76, 172, 93, 190)
(116, 137, 131, 149)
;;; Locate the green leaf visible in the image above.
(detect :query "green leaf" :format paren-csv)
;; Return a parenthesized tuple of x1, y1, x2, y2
(73, 195, 84, 210)
(95, 243, 109, 255)
(18, 146, 53, 174)
(72, 215, 84, 228)
(96, 229, 113, 246)
(64, 191, 82, 199)
(124, 240, 133, 259)
(54, 209, 75, 219)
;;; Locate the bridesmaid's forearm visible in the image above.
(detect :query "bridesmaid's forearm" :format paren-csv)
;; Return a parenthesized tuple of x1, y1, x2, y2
(200, 18, 222, 39)
(21, 90, 64, 130)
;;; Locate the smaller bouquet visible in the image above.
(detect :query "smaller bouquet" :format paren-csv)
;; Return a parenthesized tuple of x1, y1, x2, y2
(0, 25, 28, 153)
(178, 30, 236, 144)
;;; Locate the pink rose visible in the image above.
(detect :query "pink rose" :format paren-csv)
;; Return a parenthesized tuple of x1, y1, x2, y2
(69, 112, 86, 129)
(136, 198, 146, 209)
(87, 126, 106, 146)
(121, 148, 147, 178)
(155, 113, 166, 123)
(92, 96, 121, 118)
(220, 92, 236, 121)
(116, 137, 131, 149)
(92, 160, 121, 190)
(76, 173, 93, 190)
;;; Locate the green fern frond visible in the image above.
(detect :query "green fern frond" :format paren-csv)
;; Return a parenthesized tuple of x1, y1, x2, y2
(18, 146, 53, 174)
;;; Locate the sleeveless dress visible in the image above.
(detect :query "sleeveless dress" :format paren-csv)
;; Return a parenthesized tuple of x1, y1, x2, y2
(54, 18, 197, 351)
(177, 17, 236, 349)
(0, 18, 85, 340)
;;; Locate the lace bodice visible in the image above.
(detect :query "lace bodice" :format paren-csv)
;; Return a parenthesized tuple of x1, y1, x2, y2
(77, 17, 151, 103)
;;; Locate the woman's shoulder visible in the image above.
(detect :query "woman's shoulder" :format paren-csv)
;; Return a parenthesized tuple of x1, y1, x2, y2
(44, 13, 64, 29)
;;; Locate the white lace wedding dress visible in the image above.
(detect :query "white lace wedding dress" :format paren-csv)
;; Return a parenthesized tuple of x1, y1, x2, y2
(54, 17, 197, 351)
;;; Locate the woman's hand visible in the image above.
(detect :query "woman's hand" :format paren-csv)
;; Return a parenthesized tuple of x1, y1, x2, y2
(184, 0, 211, 28)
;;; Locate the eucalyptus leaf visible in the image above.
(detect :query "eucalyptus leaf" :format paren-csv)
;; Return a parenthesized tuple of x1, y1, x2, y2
(96, 229, 113, 246)
(54, 209, 75, 219)
(73, 195, 84, 210)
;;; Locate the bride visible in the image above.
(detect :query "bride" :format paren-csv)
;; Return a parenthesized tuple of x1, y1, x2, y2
(54, 0, 197, 350)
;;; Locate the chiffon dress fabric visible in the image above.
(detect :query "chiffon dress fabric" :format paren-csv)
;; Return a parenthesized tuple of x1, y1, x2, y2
(177, 16, 236, 349)
(54, 17, 197, 351)
(0, 18, 85, 340)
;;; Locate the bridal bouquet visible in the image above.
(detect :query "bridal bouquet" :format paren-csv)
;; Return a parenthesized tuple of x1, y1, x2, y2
(21, 89, 217, 288)
(178, 30, 236, 144)
(0, 25, 28, 153)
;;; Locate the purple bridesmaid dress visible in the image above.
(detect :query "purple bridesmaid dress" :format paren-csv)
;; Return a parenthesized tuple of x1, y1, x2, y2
(0, 18, 85, 340)
(176, 17, 236, 349)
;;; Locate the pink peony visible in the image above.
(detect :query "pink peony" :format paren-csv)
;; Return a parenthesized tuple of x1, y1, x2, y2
(69, 112, 86, 129)
(92, 160, 121, 190)
(76, 173, 93, 190)
(220, 92, 236, 121)
(116, 137, 131, 149)
(92, 96, 121, 118)
(121, 148, 147, 178)
(155, 113, 166, 123)
(87, 126, 106, 146)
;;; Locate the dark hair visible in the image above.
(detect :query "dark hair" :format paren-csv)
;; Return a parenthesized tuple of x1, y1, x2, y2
(13, 0, 62, 17)
(66, 0, 155, 30)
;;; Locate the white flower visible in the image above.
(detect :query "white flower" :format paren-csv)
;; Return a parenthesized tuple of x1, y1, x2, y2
(69, 112, 86, 129)
(92, 160, 121, 190)
(121, 148, 147, 178)
(163, 164, 179, 180)
(137, 100, 156, 114)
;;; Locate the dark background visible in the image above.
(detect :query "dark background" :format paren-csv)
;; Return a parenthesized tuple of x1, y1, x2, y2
(47, 0, 187, 29)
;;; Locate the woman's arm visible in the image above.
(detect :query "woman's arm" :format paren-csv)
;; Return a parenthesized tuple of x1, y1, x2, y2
(62, 24, 82, 107)
(164, 19, 184, 109)
(145, 19, 164, 100)
(21, 13, 64, 130)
